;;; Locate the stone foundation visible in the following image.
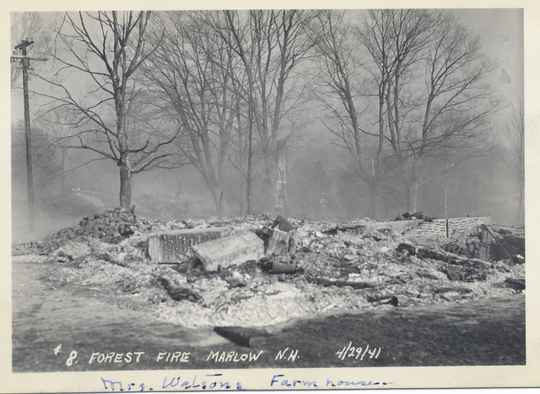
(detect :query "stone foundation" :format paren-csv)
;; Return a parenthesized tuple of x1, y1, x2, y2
(148, 227, 232, 263)
(405, 217, 492, 244)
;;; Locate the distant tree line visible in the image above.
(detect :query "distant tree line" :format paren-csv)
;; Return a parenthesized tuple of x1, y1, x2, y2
(11, 10, 524, 224)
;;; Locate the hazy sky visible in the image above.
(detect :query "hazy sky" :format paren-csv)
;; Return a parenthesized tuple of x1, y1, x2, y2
(454, 8, 523, 104)
(11, 9, 524, 121)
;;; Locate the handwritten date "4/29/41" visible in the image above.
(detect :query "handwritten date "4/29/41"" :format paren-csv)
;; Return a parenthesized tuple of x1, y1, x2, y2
(336, 342, 381, 361)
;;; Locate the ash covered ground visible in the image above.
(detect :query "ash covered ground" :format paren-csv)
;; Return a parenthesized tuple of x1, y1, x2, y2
(12, 209, 525, 330)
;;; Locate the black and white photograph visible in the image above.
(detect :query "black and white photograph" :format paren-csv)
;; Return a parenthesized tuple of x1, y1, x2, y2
(3, 0, 539, 392)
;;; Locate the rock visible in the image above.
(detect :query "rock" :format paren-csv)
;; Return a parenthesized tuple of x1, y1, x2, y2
(266, 228, 291, 257)
(366, 292, 392, 303)
(270, 258, 297, 274)
(134, 240, 150, 259)
(55, 250, 73, 262)
(465, 258, 491, 270)
(416, 270, 440, 280)
(417, 247, 447, 261)
(167, 287, 201, 302)
(505, 277, 525, 290)
(461, 269, 487, 282)
(288, 234, 298, 255)
(447, 258, 490, 271)
(390, 295, 409, 307)
(444, 261, 487, 282)
(191, 231, 264, 272)
(306, 276, 376, 289)
(397, 243, 417, 256)
(113, 252, 129, 267)
(96, 249, 113, 262)
(148, 227, 231, 263)
(412, 211, 423, 219)
(440, 292, 460, 301)
(492, 233, 525, 261)
(271, 216, 294, 232)
(157, 277, 201, 302)
(512, 254, 525, 265)
(493, 262, 511, 273)
(434, 286, 473, 295)
(56, 255, 70, 263)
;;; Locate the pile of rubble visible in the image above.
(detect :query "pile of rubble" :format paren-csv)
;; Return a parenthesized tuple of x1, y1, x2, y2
(12, 207, 223, 257)
(12, 210, 525, 330)
(441, 223, 525, 262)
(394, 211, 434, 221)
(490, 224, 525, 260)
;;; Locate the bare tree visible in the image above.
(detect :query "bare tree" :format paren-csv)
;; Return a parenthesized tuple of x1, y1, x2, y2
(12, 121, 62, 198)
(208, 10, 318, 213)
(412, 13, 498, 210)
(436, 118, 491, 219)
(39, 107, 79, 196)
(228, 72, 255, 215)
(35, 11, 177, 209)
(141, 11, 239, 215)
(357, 10, 435, 213)
(311, 10, 387, 218)
(358, 10, 498, 212)
(505, 100, 525, 224)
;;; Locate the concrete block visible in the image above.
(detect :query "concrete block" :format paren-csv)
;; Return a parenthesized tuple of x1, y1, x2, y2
(266, 228, 291, 257)
(148, 227, 231, 263)
(192, 231, 264, 272)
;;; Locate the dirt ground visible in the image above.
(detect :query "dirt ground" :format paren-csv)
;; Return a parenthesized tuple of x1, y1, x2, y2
(12, 258, 525, 373)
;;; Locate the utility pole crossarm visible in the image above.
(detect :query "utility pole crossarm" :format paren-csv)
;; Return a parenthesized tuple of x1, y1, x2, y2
(11, 54, 48, 62)
(14, 39, 34, 50)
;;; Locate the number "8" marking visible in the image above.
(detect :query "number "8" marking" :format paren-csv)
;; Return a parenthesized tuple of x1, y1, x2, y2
(66, 351, 78, 366)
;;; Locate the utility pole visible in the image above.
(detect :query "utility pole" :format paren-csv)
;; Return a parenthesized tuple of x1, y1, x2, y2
(12, 39, 47, 232)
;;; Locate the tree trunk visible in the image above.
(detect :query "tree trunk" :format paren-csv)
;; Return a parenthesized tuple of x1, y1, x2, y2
(246, 109, 253, 215)
(61, 140, 67, 196)
(517, 159, 524, 224)
(368, 181, 379, 220)
(246, 167, 252, 215)
(489, 152, 493, 218)
(219, 191, 227, 217)
(442, 166, 448, 219)
(403, 161, 420, 213)
(517, 193, 524, 224)
(410, 181, 419, 213)
(119, 158, 132, 209)
(263, 159, 279, 212)
(209, 187, 227, 217)
(239, 180, 245, 216)
(404, 181, 412, 213)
